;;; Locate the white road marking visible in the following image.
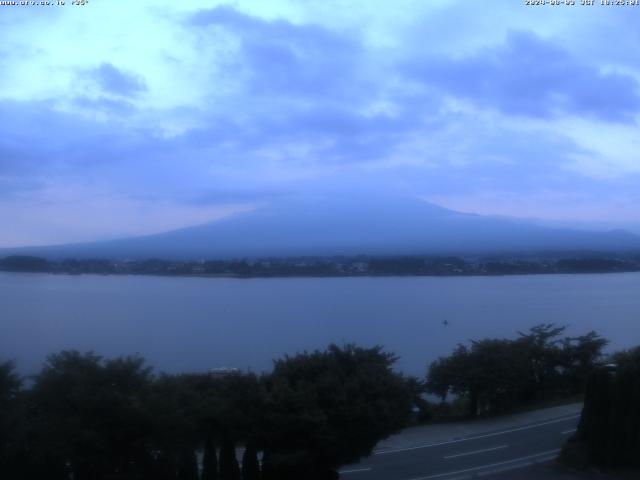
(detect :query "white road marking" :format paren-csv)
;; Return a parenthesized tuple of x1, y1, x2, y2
(562, 428, 577, 435)
(374, 414, 579, 455)
(406, 449, 561, 480)
(476, 454, 558, 477)
(443, 444, 508, 459)
(339, 467, 373, 474)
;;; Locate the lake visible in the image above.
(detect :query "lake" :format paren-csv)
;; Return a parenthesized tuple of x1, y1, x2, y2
(1, 272, 639, 376)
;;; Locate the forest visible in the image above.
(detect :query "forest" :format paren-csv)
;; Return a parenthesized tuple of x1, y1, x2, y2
(0, 344, 414, 480)
(0, 325, 635, 480)
(1, 254, 640, 278)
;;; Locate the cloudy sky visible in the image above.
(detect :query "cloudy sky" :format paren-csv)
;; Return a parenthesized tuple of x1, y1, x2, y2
(1, 0, 639, 247)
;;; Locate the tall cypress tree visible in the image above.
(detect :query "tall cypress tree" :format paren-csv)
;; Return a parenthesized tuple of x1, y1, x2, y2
(202, 435, 219, 480)
(259, 451, 274, 480)
(155, 451, 179, 480)
(177, 448, 198, 480)
(574, 347, 640, 468)
(241, 444, 260, 480)
(219, 435, 241, 480)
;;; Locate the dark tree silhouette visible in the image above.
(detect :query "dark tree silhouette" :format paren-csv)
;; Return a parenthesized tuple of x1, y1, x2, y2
(567, 346, 640, 468)
(26, 351, 154, 479)
(202, 435, 219, 480)
(260, 344, 413, 478)
(427, 325, 608, 417)
(560, 331, 608, 394)
(516, 323, 567, 400)
(0, 361, 22, 476)
(241, 443, 261, 480)
(0, 255, 49, 272)
(5, 333, 609, 480)
(145, 374, 203, 479)
(177, 448, 198, 480)
(219, 435, 241, 480)
(427, 340, 530, 416)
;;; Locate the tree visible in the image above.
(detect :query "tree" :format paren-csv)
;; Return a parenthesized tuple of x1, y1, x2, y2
(426, 325, 602, 417)
(560, 331, 608, 394)
(0, 361, 22, 476)
(28, 351, 154, 479)
(405, 376, 430, 422)
(564, 346, 640, 469)
(426, 344, 476, 414)
(465, 339, 530, 415)
(145, 374, 203, 479)
(0, 255, 49, 272)
(427, 340, 530, 417)
(260, 344, 413, 479)
(0, 361, 20, 403)
(242, 444, 261, 480)
(516, 323, 566, 400)
(202, 435, 219, 480)
(177, 448, 198, 480)
(426, 355, 455, 402)
(219, 435, 241, 480)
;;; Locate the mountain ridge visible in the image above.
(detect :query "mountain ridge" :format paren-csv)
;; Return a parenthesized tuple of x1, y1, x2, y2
(2, 195, 639, 260)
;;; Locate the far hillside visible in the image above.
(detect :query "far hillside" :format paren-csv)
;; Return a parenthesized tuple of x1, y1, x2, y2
(1, 194, 639, 260)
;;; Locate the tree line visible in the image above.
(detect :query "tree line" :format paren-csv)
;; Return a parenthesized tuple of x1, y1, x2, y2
(426, 324, 609, 417)
(2, 254, 640, 277)
(0, 325, 617, 479)
(0, 345, 415, 480)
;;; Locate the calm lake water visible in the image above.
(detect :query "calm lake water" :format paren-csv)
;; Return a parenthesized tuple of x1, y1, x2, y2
(1, 272, 639, 376)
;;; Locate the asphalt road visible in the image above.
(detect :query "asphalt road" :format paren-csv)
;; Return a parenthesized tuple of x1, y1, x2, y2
(339, 413, 580, 480)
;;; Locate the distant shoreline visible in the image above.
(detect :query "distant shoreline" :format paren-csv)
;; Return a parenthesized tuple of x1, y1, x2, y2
(1, 253, 639, 279)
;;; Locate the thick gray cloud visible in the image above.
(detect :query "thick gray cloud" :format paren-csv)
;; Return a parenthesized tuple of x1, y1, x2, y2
(0, 99, 149, 184)
(405, 31, 640, 123)
(91, 63, 147, 97)
(0, 15, 630, 204)
(191, 6, 364, 100)
(2, 4, 639, 245)
(186, 7, 433, 165)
